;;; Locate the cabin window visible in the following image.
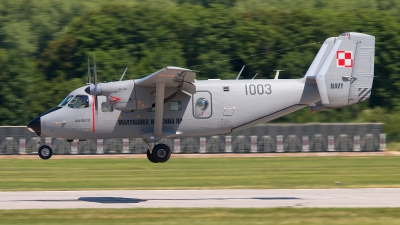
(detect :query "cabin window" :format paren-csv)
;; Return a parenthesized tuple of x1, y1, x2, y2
(169, 101, 182, 111)
(195, 98, 209, 111)
(102, 102, 114, 112)
(68, 95, 89, 109)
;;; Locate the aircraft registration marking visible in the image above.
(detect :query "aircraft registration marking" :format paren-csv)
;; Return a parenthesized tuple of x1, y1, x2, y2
(75, 119, 90, 122)
(245, 84, 272, 95)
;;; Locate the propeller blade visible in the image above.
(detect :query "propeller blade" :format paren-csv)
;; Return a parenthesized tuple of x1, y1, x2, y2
(93, 55, 97, 85)
(95, 95, 98, 132)
(93, 55, 98, 96)
(87, 57, 91, 84)
(119, 67, 128, 81)
(92, 55, 99, 132)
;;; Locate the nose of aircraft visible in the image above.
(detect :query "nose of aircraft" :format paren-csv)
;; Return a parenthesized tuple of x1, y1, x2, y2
(27, 116, 41, 136)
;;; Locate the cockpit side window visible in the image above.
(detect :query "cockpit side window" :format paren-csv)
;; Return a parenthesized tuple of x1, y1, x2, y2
(59, 95, 74, 107)
(68, 95, 89, 109)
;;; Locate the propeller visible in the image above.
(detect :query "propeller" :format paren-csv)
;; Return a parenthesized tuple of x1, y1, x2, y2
(84, 56, 129, 133)
(93, 55, 98, 132)
(84, 55, 99, 133)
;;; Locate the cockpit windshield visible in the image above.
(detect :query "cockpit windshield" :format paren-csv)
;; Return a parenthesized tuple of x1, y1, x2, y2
(59, 95, 74, 106)
(68, 95, 89, 109)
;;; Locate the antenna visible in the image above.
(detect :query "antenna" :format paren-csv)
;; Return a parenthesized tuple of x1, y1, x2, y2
(252, 73, 258, 80)
(274, 70, 284, 79)
(119, 67, 128, 81)
(236, 65, 245, 80)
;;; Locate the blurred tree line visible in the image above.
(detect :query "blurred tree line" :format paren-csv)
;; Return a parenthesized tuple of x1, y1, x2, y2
(1, 0, 400, 140)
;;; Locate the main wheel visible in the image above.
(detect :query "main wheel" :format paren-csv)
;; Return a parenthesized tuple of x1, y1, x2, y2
(38, 145, 53, 160)
(151, 144, 171, 163)
(146, 149, 158, 163)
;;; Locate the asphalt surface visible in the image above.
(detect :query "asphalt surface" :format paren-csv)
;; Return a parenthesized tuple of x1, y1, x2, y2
(1, 188, 400, 209)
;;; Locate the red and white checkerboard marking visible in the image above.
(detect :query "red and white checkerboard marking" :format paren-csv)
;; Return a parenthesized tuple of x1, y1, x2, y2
(336, 50, 353, 68)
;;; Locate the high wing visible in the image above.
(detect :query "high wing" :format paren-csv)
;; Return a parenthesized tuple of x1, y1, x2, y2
(135, 66, 196, 141)
(136, 66, 196, 95)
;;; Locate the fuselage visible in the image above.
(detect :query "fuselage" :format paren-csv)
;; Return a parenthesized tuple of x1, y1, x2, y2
(28, 78, 320, 140)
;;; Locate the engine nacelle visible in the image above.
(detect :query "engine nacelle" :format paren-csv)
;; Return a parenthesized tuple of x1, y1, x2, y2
(85, 80, 137, 110)
(85, 80, 179, 111)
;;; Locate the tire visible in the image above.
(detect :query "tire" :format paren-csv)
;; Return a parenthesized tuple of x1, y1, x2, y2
(151, 144, 171, 163)
(146, 149, 158, 163)
(38, 145, 53, 160)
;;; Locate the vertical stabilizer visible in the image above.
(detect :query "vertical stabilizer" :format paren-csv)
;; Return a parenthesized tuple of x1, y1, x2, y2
(313, 32, 375, 109)
(304, 37, 336, 78)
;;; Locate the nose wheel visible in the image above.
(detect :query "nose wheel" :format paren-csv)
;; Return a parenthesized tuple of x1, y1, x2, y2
(38, 145, 53, 160)
(146, 144, 171, 163)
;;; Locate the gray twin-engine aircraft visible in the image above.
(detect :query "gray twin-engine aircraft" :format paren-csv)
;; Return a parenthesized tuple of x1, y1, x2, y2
(27, 32, 375, 162)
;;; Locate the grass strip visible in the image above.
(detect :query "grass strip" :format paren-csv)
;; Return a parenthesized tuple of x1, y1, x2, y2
(0, 156, 399, 190)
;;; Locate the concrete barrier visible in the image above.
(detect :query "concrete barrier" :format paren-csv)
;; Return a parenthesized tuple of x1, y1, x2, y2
(0, 123, 385, 154)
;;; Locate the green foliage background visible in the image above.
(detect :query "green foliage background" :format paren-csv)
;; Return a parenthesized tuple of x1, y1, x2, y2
(1, 0, 400, 139)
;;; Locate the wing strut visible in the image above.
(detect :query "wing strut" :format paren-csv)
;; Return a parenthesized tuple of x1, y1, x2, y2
(154, 82, 165, 137)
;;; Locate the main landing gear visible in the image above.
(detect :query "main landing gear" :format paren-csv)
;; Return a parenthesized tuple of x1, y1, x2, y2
(146, 144, 171, 163)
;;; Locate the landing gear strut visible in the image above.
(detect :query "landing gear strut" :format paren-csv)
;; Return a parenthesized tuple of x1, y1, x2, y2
(146, 144, 171, 163)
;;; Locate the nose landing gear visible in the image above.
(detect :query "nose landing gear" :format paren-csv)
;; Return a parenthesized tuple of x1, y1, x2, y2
(36, 137, 53, 160)
(38, 145, 53, 160)
(146, 143, 171, 163)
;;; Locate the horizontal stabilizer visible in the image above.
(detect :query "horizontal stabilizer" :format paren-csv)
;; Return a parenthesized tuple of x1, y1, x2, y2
(309, 101, 329, 112)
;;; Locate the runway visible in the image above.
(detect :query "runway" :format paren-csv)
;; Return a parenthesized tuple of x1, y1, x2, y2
(1, 188, 400, 209)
